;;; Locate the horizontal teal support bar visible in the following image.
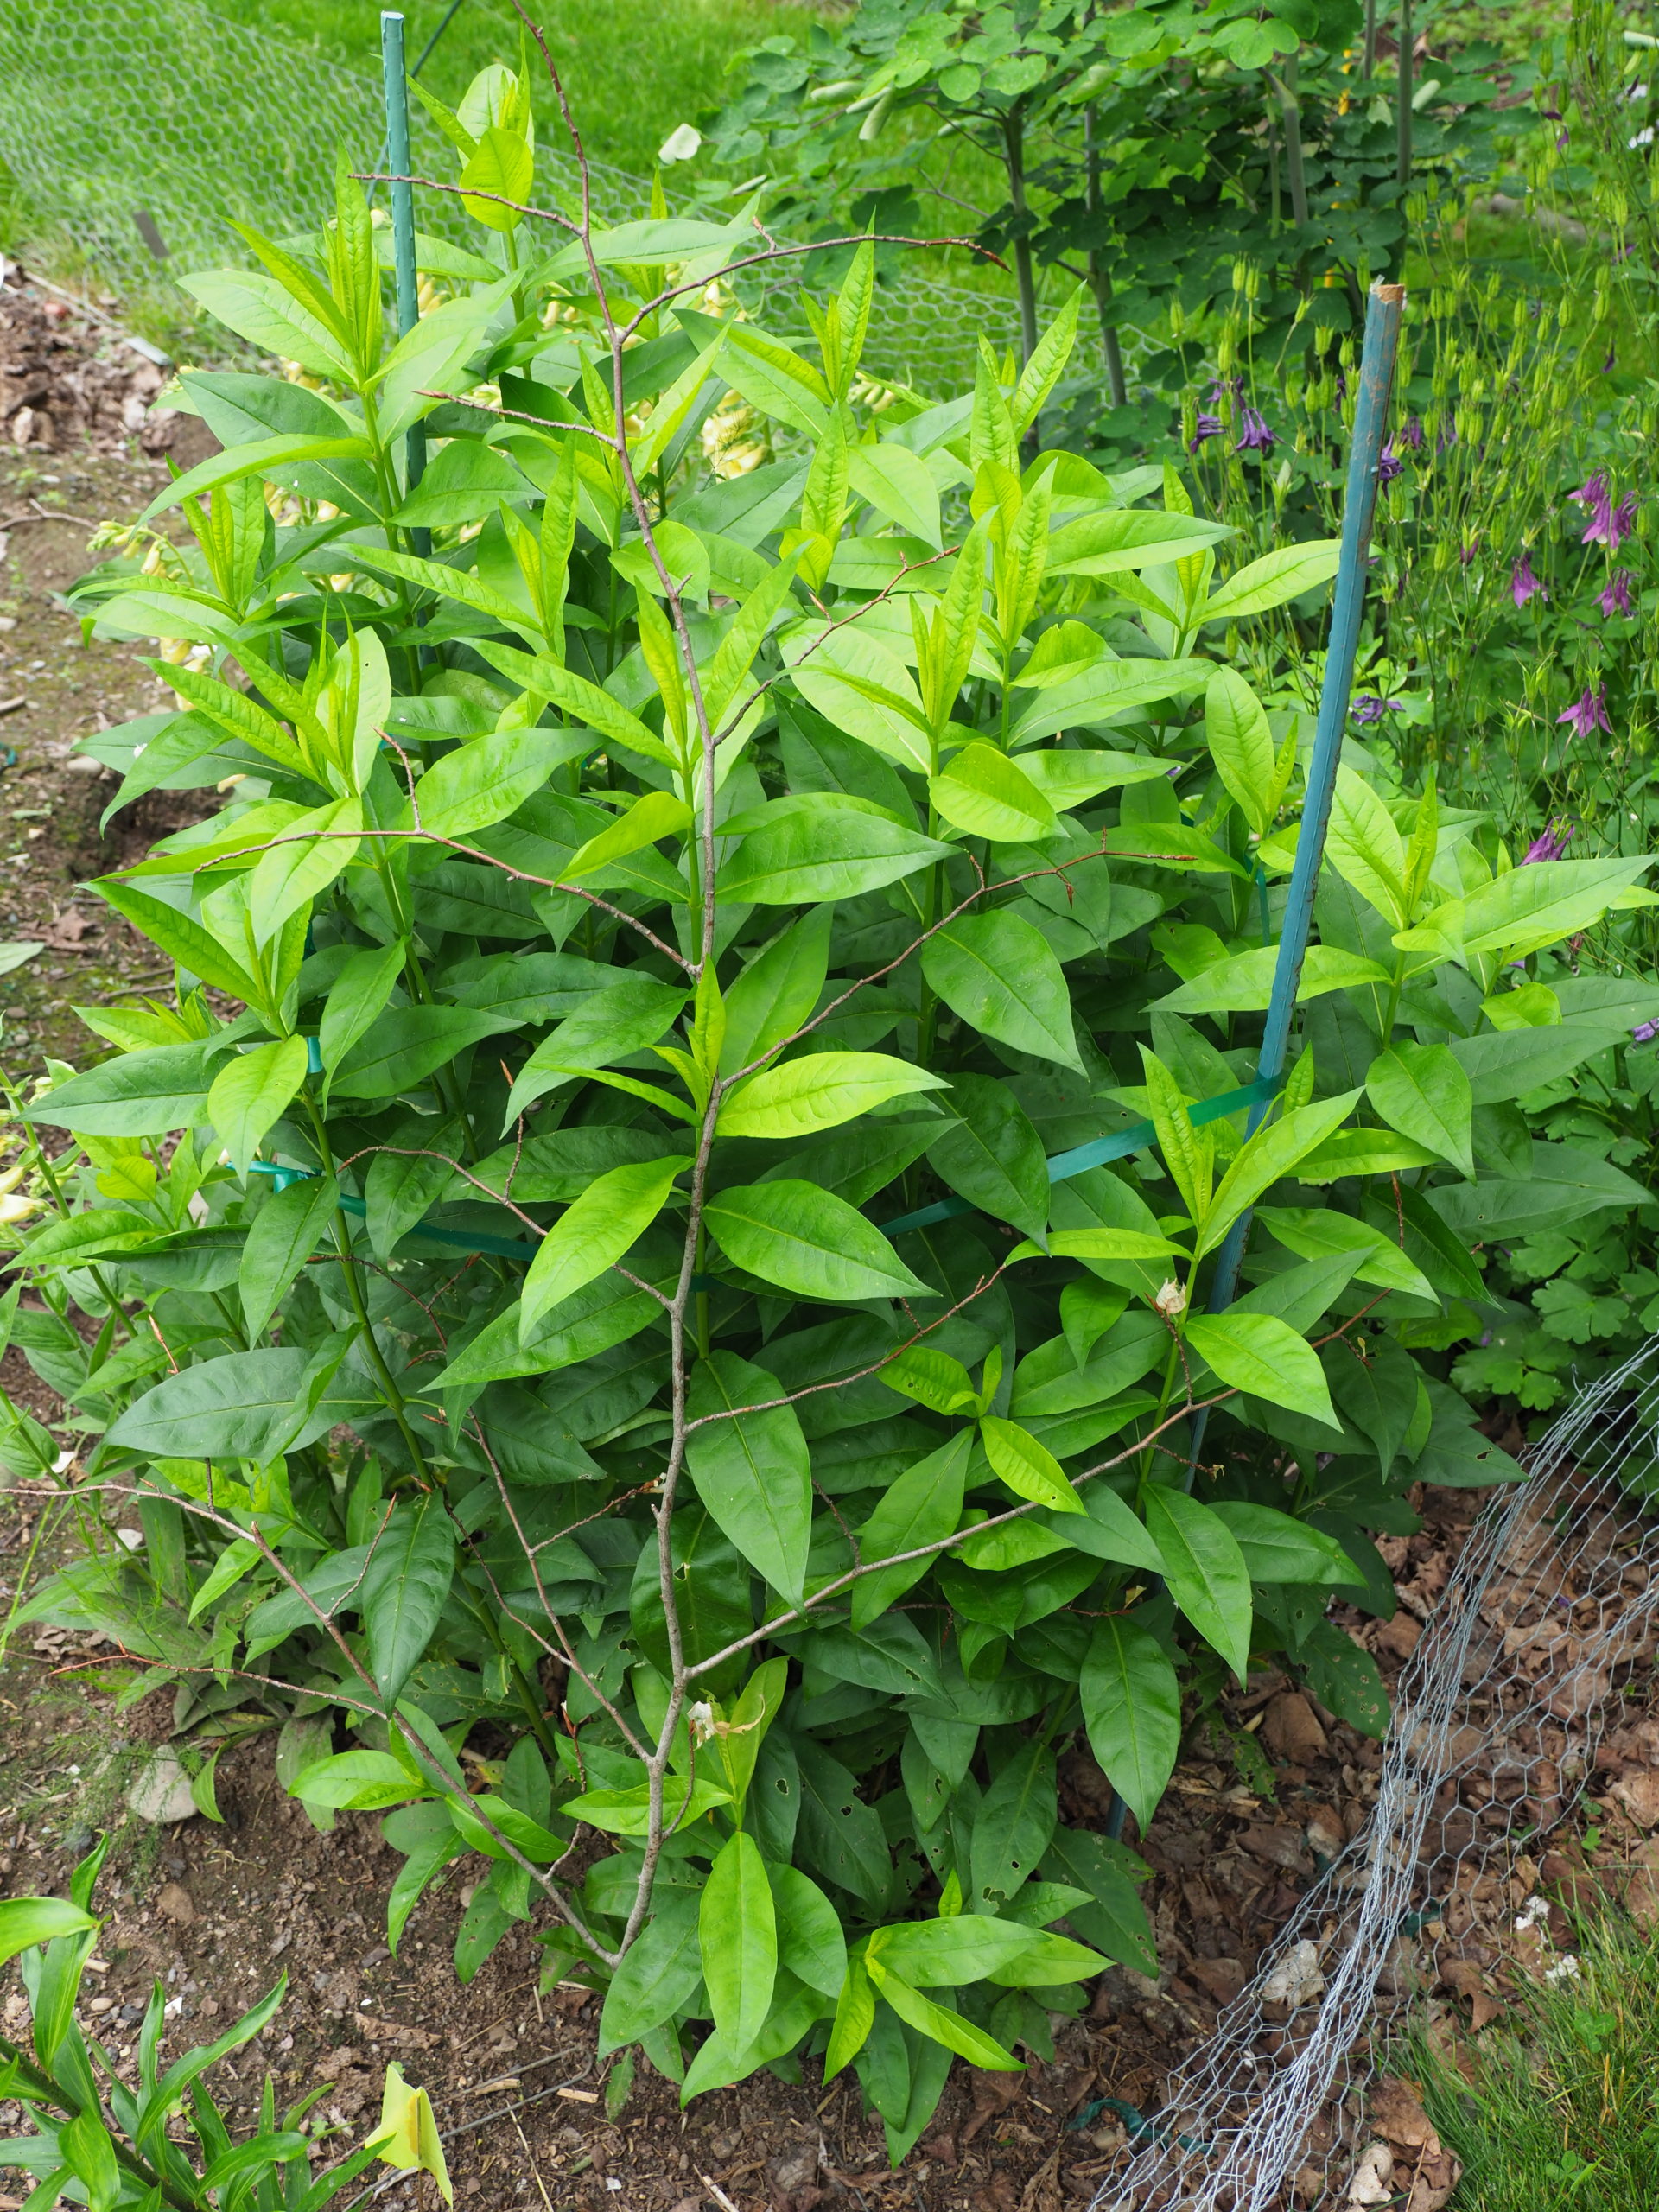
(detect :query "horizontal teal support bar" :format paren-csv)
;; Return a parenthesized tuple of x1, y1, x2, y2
(250, 1075, 1279, 1269)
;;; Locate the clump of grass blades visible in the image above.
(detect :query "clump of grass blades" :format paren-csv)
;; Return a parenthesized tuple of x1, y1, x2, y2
(1408, 1908, 1659, 2204)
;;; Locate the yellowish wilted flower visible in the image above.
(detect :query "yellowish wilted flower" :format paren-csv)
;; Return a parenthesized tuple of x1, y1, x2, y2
(702, 388, 771, 480)
(263, 482, 303, 528)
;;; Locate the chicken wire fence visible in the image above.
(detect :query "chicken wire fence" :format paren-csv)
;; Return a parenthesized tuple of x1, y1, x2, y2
(1088, 1336, 1659, 2212)
(0, 0, 1038, 387)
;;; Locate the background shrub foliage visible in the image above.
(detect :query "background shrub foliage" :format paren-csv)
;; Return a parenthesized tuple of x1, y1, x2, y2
(7, 51, 1659, 2152)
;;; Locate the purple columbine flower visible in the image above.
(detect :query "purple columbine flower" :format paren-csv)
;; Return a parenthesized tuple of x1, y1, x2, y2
(1521, 817, 1573, 864)
(1460, 537, 1481, 567)
(1634, 1020, 1659, 1045)
(1557, 684, 1611, 741)
(1599, 568, 1635, 618)
(1351, 694, 1402, 724)
(1512, 553, 1546, 607)
(1399, 416, 1425, 450)
(1188, 412, 1224, 451)
(1376, 442, 1404, 486)
(1569, 470, 1619, 547)
(1580, 485, 1634, 550)
(1234, 406, 1275, 454)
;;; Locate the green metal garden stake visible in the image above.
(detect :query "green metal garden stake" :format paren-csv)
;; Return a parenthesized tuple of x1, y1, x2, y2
(380, 10, 429, 553)
(1103, 280, 1407, 1845)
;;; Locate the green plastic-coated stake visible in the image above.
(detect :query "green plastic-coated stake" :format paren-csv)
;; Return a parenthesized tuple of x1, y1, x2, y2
(379, 11, 429, 552)
(1103, 280, 1407, 1846)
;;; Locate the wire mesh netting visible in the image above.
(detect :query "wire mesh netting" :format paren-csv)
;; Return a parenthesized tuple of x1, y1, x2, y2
(1087, 1338, 1659, 2210)
(0, 0, 1036, 386)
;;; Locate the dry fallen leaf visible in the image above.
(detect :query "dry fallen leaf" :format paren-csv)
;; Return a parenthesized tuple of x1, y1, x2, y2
(1440, 1957, 1502, 2030)
(1344, 2142, 1395, 2206)
(1367, 2078, 1436, 2151)
(1406, 2145, 1463, 2212)
(1611, 1770, 1659, 1828)
(1261, 1939, 1325, 2009)
(1262, 1690, 1328, 1765)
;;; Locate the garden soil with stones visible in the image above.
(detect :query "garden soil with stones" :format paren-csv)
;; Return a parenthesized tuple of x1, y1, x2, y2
(0, 264, 1628, 2212)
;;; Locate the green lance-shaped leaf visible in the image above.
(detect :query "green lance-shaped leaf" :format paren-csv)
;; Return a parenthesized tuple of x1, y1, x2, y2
(718, 796, 952, 905)
(852, 1432, 973, 1629)
(206, 1035, 309, 1173)
(26, 1041, 218, 1136)
(60, 2108, 123, 2212)
(319, 940, 406, 1098)
(715, 1657, 790, 1816)
(1137, 1046, 1214, 1230)
(718, 905, 832, 1077)
(687, 1352, 812, 1604)
(929, 742, 1057, 844)
(411, 726, 588, 839)
(1156, 944, 1389, 1014)
(1366, 1040, 1474, 1180)
(1200, 540, 1340, 622)
(705, 1181, 931, 1301)
(925, 1072, 1050, 1243)
(1324, 766, 1408, 926)
(979, 1416, 1084, 1516)
(825, 1955, 878, 2079)
(1078, 1617, 1181, 1832)
(562, 1775, 731, 1836)
(1204, 667, 1280, 837)
(360, 1496, 457, 1710)
(95, 876, 258, 1001)
(599, 1891, 702, 2056)
(240, 1171, 340, 1340)
(970, 1738, 1058, 1911)
(921, 911, 1082, 1071)
(1254, 1206, 1436, 1300)
(717, 1052, 949, 1141)
(519, 1158, 684, 1338)
(561, 791, 692, 883)
(880, 1344, 981, 1416)
(865, 1958, 1021, 2069)
(1140, 1484, 1253, 1682)
(772, 1864, 848, 1998)
(0, 1896, 97, 1968)
(1207, 1502, 1364, 1587)
(1198, 1090, 1361, 1255)
(1457, 855, 1655, 963)
(107, 1347, 333, 1462)
(1183, 1310, 1340, 1431)
(699, 1830, 778, 2052)
(247, 794, 363, 943)
(504, 978, 690, 1126)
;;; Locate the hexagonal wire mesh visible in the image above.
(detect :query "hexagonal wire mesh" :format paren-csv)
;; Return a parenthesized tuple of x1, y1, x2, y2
(0, 0, 1042, 388)
(1086, 1337, 1659, 2210)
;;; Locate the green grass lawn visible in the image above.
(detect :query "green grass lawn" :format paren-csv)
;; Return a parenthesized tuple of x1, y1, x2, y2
(1412, 1907, 1659, 2206)
(207, 0, 802, 180)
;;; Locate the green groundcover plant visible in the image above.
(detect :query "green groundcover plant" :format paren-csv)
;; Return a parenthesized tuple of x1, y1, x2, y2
(0, 1838, 448, 2210)
(4, 42, 1659, 2155)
